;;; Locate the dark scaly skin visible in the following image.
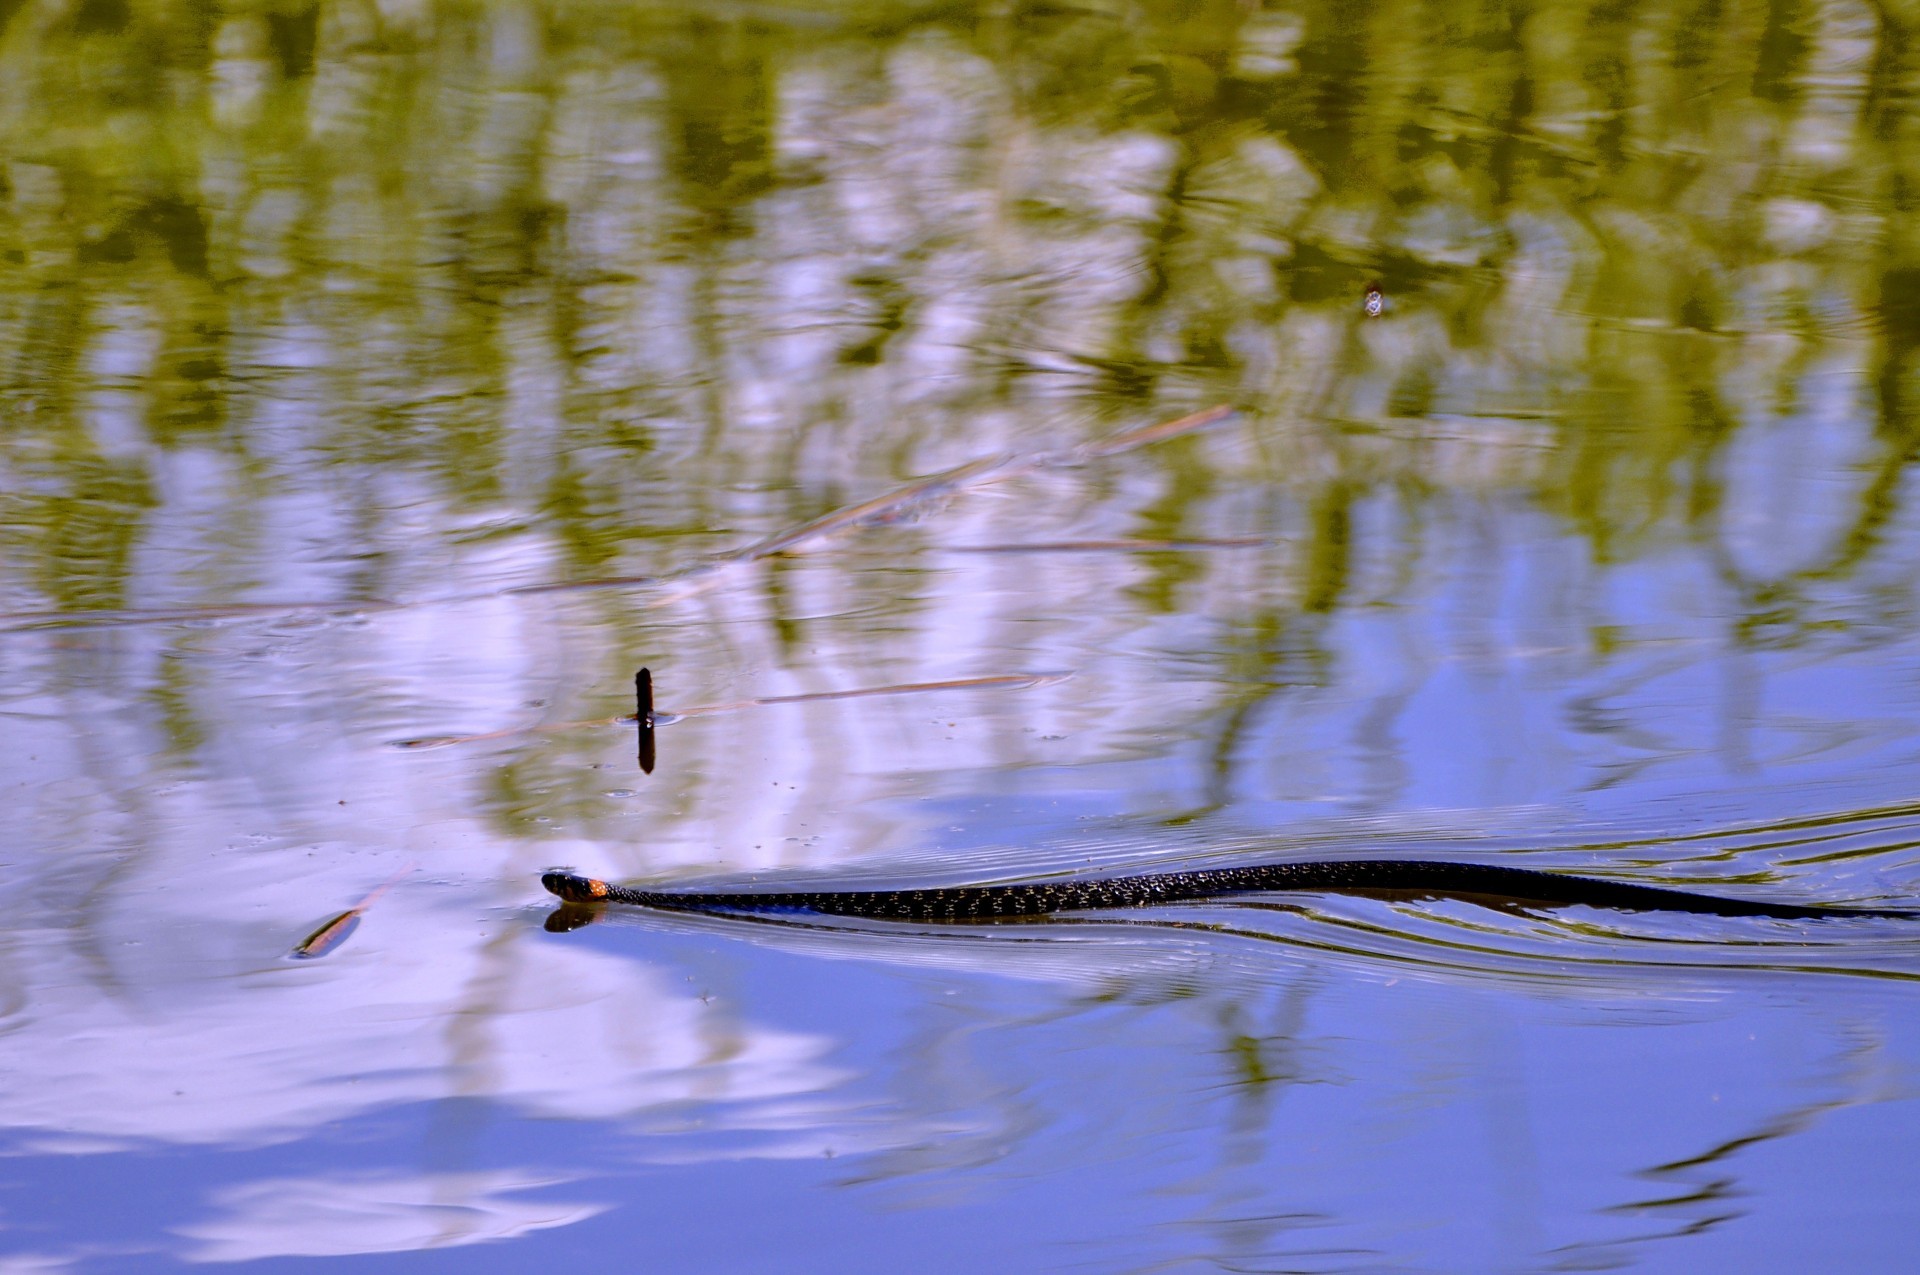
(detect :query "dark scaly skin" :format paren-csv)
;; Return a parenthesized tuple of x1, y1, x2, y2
(541, 861, 1915, 922)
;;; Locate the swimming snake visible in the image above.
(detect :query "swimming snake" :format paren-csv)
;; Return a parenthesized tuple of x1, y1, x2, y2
(541, 860, 1913, 922)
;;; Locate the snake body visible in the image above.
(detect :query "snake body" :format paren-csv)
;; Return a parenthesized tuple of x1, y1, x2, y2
(541, 861, 1913, 922)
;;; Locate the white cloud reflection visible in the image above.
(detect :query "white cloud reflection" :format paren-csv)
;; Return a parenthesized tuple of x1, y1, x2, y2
(176, 1171, 606, 1263)
(0, 834, 852, 1150)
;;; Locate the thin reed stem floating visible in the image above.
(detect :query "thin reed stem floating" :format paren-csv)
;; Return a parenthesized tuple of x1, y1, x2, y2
(390, 671, 1072, 750)
(1, 404, 1235, 633)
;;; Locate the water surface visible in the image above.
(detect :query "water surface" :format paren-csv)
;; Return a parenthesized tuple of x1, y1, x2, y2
(5, 0, 1920, 1269)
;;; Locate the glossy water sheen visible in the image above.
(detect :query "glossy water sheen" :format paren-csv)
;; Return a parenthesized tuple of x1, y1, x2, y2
(5, 1, 1920, 1270)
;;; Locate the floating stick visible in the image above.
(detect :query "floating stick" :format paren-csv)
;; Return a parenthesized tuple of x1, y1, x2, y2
(951, 536, 1274, 555)
(661, 671, 1072, 719)
(289, 864, 416, 959)
(1066, 403, 1236, 461)
(1, 404, 1237, 631)
(390, 671, 1071, 750)
(0, 599, 399, 633)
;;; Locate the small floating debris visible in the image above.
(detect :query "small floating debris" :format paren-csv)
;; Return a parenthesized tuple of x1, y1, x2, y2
(1363, 282, 1385, 318)
(292, 910, 362, 960)
(289, 864, 415, 960)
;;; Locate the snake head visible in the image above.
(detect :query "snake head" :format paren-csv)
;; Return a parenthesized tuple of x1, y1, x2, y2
(542, 872, 611, 903)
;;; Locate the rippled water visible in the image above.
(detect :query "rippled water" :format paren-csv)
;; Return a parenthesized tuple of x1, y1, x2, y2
(6, 0, 1920, 1269)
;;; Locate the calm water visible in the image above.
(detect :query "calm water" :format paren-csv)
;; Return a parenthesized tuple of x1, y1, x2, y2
(6, 0, 1920, 1269)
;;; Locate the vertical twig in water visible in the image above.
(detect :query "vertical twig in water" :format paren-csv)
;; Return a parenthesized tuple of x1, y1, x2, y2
(636, 667, 656, 774)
